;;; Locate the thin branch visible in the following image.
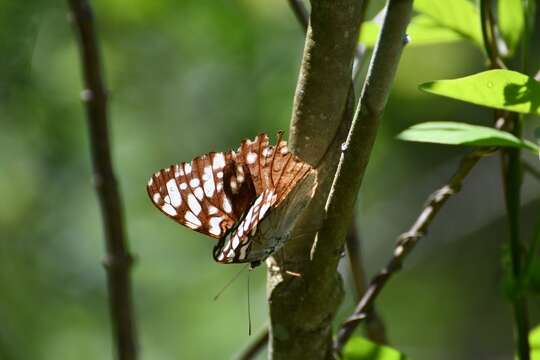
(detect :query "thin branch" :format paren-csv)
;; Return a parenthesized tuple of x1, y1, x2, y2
(345, 224, 388, 344)
(502, 117, 530, 360)
(235, 326, 269, 360)
(523, 160, 540, 181)
(480, 0, 506, 69)
(67, 1, 138, 359)
(312, 0, 413, 294)
(334, 148, 496, 352)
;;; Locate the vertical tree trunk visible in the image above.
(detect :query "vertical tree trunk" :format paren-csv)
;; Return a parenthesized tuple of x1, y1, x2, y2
(267, 1, 364, 359)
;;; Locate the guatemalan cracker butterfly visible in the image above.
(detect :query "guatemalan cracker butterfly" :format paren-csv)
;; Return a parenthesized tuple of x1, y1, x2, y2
(147, 132, 317, 268)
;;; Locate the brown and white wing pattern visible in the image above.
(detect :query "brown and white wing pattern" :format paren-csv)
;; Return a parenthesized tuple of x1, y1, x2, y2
(147, 132, 317, 266)
(147, 151, 253, 239)
(212, 132, 317, 264)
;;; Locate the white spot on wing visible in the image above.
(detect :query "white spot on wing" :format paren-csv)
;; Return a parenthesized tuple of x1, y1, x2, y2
(180, 182, 188, 190)
(259, 200, 271, 220)
(162, 203, 177, 216)
(230, 177, 238, 193)
(254, 193, 264, 207)
(187, 194, 202, 215)
(190, 178, 200, 187)
(166, 179, 182, 207)
(217, 171, 223, 179)
(185, 222, 199, 229)
(223, 197, 232, 213)
(244, 206, 254, 231)
(184, 163, 192, 174)
(209, 217, 222, 236)
(148, 178, 154, 186)
(185, 211, 202, 226)
(152, 193, 161, 204)
(213, 153, 226, 170)
(280, 146, 289, 155)
(208, 206, 218, 215)
(227, 249, 235, 258)
(175, 165, 184, 177)
(262, 147, 272, 157)
(246, 152, 257, 164)
(203, 166, 216, 198)
(194, 187, 204, 200)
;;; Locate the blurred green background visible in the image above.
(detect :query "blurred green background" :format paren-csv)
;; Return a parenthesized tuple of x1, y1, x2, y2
(1, 0, 539, 359)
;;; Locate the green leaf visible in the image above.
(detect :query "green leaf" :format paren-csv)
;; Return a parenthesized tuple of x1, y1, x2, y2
(360, 15, 462, 48)
(414, 0, 483, 45)
(529, 325, 540, 359)
(343, 337, 407, 360)
(420, 70, 540, 115)
(498, 0, 524, 55)
(397, 122, 539, 153)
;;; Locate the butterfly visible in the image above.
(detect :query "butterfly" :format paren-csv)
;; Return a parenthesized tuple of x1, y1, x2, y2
(146, 132, 317, 268)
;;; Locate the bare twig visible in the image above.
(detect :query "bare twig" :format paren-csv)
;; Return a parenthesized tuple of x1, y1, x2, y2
(67, 1, 138, 359)
(523, 160, 540, 181)
(334, 148, 495, 351)
(345, 224, 388, 344)
(480, 0, 506, 69)
(235, 326, 269, 360)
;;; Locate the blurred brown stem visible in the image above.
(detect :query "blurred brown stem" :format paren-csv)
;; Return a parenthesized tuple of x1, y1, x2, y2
(334, 148, 496, 352)
(67, 1, 138, 359)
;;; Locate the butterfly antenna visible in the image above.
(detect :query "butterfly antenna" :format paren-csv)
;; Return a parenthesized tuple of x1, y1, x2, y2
(214, 264, 249, 301)
(247, 269, 252, 336)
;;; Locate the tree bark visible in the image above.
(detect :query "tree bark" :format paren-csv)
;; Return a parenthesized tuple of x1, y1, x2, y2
(267, 1, 364, 359)
(267, 1, 413, 359)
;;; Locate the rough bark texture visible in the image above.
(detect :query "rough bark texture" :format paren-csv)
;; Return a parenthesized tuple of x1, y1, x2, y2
(267, 1, 364, 359)
(267, 1, 413, 359)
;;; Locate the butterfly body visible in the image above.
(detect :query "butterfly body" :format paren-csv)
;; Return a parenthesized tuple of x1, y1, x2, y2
(147, 132, 316, 267)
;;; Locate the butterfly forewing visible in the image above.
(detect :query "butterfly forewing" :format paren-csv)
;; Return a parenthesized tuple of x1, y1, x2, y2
(147, 132, 317, 265)
(147, 151, 238, 239)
